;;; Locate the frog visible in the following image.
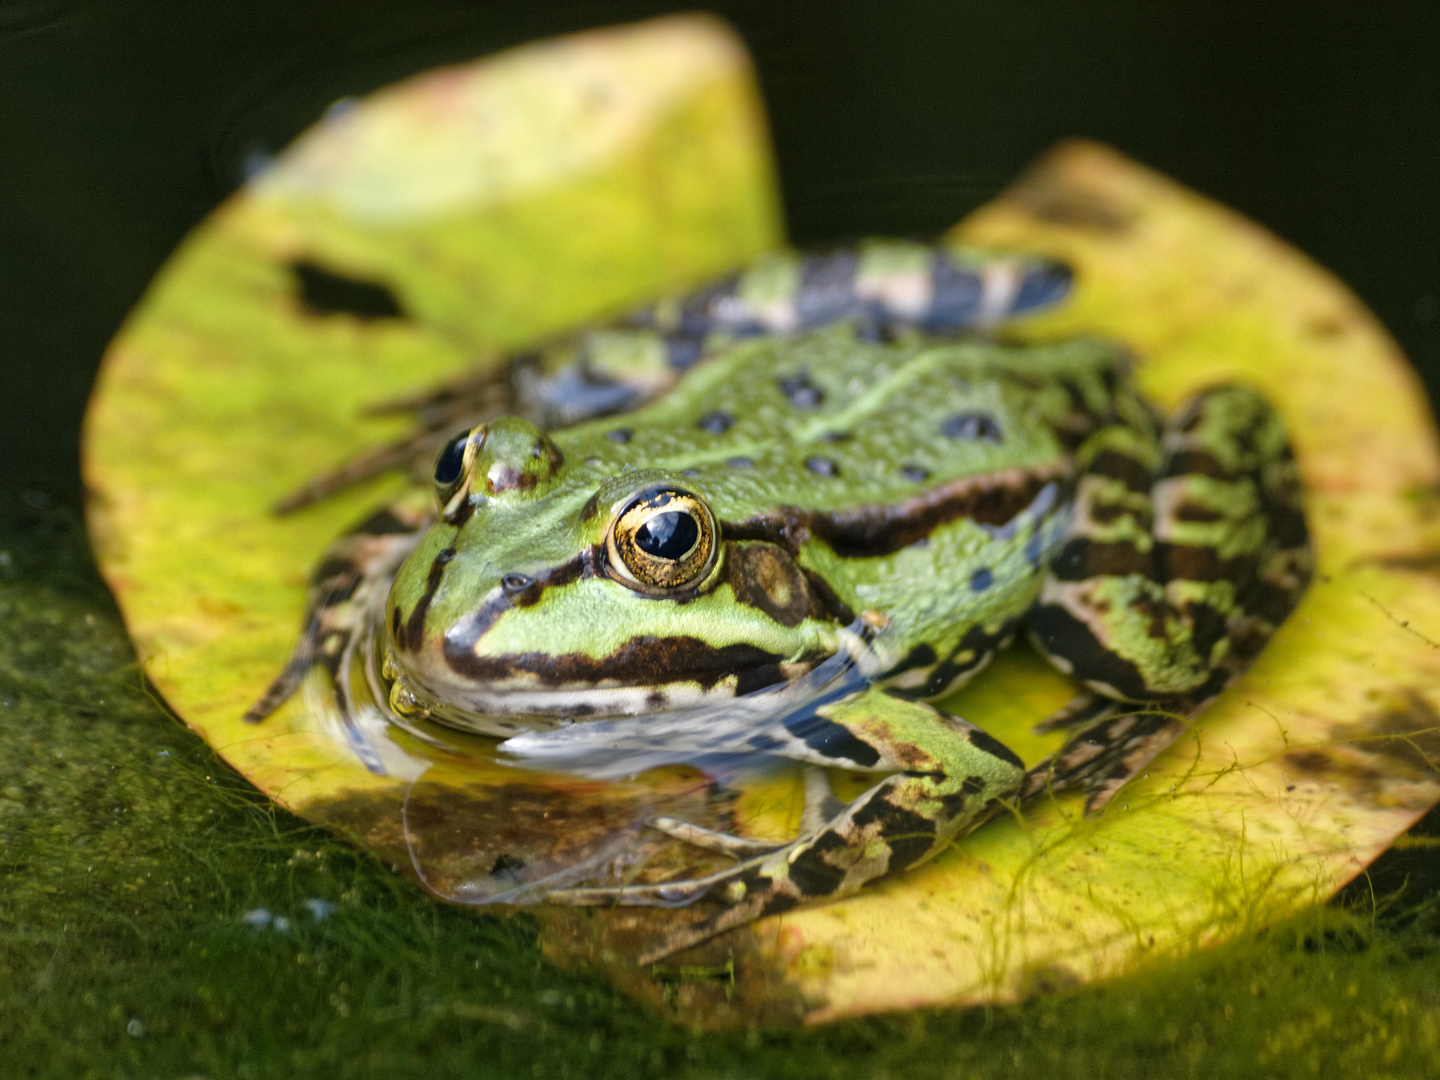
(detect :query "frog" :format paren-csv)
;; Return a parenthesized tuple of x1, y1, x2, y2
(247, 238, 1311, 962)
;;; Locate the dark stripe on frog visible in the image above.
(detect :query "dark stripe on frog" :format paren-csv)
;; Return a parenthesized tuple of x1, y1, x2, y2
(665, 336, 704, 370)
(398, 547, 454, 653)
(1049, 538, 1151, 581)
(881, 643, 938, 680)
(1159, 544, 1258, 585)
(963, 724, 1025, 770)
(676, 277, 746, 336)
(886, 623, 1011, 700)
(1164, 449, 1231, 480)
(933, 780, 993, 820)
(779, 681, 882, 767)
(309, 553, 360, 588)
(428, 551, 594, 656)
(442, 631, 797, 692)
(783, 828, 851, 896)
(1263, 500, 1310, 549)
(922, 250, 982, 329)
(1051, 536, 1261, 587)
(724, 463, 1069, 560)
(760, 892, 803, 917)
(1184, 601, 1229, 657)
(1171, 501, 1224, 523)
(1247, 577, 1305, 626)
(795, 250, 859, 326)
(800, 568, 858, 625)
(349, 507, 421, 536)
(1026, 602, 1155, 701)
(1087, 448, 1152, 493)
(849, 796, 938, 871)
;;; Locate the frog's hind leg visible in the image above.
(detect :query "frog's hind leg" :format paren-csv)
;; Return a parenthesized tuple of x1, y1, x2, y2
(549, 688, 1026, 963)
(1025, 384, 1311, 809)
(277, 243, 1075, 510)
(1030, 692, 1118, 735)
(243, 503, 430, 771)
(273, 378, 512, 513)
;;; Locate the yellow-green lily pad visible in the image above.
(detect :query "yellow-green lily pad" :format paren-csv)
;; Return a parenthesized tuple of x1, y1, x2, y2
(84, 15, 1440, 1029)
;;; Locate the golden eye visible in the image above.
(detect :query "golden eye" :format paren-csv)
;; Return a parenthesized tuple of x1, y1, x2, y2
(607, 488, 718, 593)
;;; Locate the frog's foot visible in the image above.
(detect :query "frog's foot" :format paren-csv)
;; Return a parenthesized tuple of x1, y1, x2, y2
(1022, 704, 1195, 812)
(553, 767, 972, 965)
(643, 765, 844, 859)
(274, 376, 510, 514)
(1031, 692, 1118, 735)
(550, 689, 1027, 964)
(645, 817, 783, 859)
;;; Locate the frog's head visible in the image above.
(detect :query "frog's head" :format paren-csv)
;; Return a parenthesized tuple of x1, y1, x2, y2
(383, 417, 841, 728)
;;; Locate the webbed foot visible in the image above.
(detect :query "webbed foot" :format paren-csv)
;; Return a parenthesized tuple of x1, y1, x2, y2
(548, 689, 1027, 963)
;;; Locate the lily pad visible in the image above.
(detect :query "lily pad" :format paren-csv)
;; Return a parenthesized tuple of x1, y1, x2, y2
(84, 15, 1440, 1028)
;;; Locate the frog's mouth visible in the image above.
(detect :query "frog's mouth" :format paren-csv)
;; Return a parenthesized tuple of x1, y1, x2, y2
(382, 631, 836, 737)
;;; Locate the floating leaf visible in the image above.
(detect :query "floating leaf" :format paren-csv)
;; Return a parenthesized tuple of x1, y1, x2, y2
(84, 15, 1440, 1028)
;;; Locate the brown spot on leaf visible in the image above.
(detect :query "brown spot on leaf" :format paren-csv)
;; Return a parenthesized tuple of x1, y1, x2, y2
(1012, 175, 1135, 234)
(1359, 689, 1440, 774)
(1305, 315, 1349, 339)
(1283, 690, 1440, 810)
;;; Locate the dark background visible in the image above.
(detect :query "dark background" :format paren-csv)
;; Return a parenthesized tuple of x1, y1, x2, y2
(1, 0, 1436, 512)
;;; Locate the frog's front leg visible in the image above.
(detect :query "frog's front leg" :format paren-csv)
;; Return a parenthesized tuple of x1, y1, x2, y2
(244, 498, 432, 772)
(549, 686, 1025, 962)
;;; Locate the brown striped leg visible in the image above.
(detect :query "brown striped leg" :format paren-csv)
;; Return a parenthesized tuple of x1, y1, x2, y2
(245, 502, 431, 743)
(1025, 385, 1311, 807)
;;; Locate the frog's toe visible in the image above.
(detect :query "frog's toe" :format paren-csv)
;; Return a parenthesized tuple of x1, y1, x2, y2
(548, 876, 717, 908)
(645, 816, 784, 858)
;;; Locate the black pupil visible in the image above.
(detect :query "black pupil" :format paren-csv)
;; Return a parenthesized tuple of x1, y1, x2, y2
(635, 511, 698, 560)
(434, 433, 469, 486)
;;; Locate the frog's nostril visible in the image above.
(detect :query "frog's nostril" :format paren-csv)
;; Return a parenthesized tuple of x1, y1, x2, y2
(502, 573, 535, 593)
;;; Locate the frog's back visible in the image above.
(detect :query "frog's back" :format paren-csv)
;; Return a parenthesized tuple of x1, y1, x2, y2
(552, 326, 1141, 524)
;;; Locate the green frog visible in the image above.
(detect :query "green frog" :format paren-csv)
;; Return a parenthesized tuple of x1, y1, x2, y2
(248, 240, 1311, 961)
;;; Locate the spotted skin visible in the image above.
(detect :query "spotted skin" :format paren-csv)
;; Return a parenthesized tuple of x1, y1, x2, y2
(251, 241, 1311, 962)
(1023, 385, 1311, 807)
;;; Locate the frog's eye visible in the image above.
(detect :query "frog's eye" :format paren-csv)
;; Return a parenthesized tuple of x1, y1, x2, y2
(433, 427, 478, 508)
(607, 488, 718, 594)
